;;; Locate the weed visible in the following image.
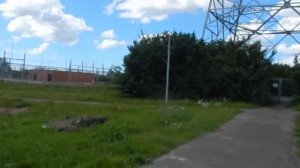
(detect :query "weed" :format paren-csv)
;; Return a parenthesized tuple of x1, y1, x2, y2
(103, 125, 127, 143)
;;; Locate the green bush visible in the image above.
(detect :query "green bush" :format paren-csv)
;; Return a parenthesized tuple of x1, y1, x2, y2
(120, 32, 272, 102)
(103, 125, 127, 143)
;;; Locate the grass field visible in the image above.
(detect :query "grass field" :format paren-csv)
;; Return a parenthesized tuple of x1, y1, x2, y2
(0, 81, 252, 168)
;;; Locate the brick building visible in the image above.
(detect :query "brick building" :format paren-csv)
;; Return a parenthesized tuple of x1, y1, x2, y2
(28, 69, 96, 83)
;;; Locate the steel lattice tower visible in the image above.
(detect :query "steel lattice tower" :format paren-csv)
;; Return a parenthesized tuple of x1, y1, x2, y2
(202, 0, 300, 53)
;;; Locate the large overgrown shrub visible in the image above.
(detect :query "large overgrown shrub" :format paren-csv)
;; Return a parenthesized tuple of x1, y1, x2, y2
(120, 32, 273, 102)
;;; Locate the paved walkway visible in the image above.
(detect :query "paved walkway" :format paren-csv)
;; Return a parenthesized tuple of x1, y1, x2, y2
(145, 107, 300, 168)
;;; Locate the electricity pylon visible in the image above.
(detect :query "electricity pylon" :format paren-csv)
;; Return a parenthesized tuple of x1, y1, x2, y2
(202, 0, 300, 53)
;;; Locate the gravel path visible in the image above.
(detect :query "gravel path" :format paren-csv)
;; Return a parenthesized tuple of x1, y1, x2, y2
(145, 107, 300, 168)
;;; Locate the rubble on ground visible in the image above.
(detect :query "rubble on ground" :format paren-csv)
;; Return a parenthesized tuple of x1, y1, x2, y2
(42, 116, 107, 132)
(0, 108, 27, 115)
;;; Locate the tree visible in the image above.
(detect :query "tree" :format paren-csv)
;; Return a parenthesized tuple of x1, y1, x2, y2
(121, 32, 170, 97)
(271, 64, 293, 78)
(294, 53, 300, 66)
(119, 31, 273, 102)
(106, 65, 123, 84)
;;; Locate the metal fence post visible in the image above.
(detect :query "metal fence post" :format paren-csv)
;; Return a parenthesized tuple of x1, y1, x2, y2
(278, 78, 282, 103)
(2, 51, 6, 79)
(102, 64, 104, 76)
(69, 60, 72, 83)
(92, 62, 95, 73)
(82, 61, 84, 72)
(22, 53, 26, 80)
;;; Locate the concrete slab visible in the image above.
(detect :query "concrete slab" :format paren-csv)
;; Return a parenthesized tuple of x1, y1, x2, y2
(144, 107, 300, 168)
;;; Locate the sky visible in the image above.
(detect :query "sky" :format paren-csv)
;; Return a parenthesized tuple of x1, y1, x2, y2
(0, 0, 299, 70)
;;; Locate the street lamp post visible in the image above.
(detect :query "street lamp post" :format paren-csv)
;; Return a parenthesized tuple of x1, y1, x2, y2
(165, 34, 171, 106)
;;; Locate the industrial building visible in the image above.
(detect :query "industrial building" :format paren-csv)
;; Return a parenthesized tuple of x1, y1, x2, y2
(28, 69, 96, 84)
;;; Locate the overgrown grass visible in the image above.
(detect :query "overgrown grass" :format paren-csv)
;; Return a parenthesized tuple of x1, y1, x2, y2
(0, 81, 252, 168)
(0, 81, 120, 102)
(0, 97, 32, 108)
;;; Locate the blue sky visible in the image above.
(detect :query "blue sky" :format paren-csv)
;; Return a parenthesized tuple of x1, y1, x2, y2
(0, 0, 300, 70)
(0, 0, 207, 69)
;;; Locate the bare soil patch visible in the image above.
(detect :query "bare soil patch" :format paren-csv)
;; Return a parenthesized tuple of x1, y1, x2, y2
(43, 116, 107, 132)
(0, 108, 27, 115)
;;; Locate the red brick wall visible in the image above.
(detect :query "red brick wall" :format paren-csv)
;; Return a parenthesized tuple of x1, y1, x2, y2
(28, 70, 96, 83)
(69, 72, 95, 83)
(52, 71, 69, 82)
(28, 70, 48, 81)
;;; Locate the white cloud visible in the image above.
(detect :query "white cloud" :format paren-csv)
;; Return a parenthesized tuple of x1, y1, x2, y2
(139, 33, 156, 40)
(95, 29, 128, 50)
(230, 20, 276, 42)
(276, 0, 300, 17)
(27, 42, 49, 55)
(276, 43, 300, 65)
(0, 0, 92, 48)
(105, 0, 123, 15)
(272, 0, 300, 31)
(101, 29, 116, 39)
(96, 39, 127, 50)
(277, 43, 300, 55)
(12, 35, 21, 43)
(277, 55, 294, 65)
(278, 17, 300, 31)
(105, 0, 210, 23)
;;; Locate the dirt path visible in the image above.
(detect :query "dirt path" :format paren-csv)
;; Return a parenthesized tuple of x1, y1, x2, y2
(22, 98, 108, 106)
(0, 108, 27, 115)
(145, 107, 300, 168)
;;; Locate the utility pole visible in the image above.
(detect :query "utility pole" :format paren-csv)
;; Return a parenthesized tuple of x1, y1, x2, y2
(11, 43, 13, 60)
(2, 51, 6, 79)
(69, 60, 72, 83)
(22, 53, 26, 80)
(92, 62, 95, 73)
(165, 34, 171, 106)
(102, 64, 104, 75)
(82, 61, 84, 72)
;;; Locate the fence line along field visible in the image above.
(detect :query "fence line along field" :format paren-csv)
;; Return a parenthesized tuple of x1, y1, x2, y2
(0, 81, 252, 168)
